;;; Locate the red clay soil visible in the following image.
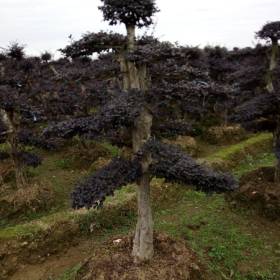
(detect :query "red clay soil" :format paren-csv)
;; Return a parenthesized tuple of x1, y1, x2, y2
(74, 230, 212, 280)
(230, 167, 280, 220)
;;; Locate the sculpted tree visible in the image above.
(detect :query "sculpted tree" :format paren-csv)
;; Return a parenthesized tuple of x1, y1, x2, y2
(46, 0, 238, 262)
(255, 21, 280, 93)
(0, 44, 84, 188)
(229, 21, 280, 182)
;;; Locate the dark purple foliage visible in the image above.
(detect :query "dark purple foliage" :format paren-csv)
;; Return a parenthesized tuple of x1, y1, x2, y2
(19, 151, 44, 168)
(70, 157, 142, 209)
(142, 140, 238, 194)
(98, 0, 160, 28)
(255, 21, 280, 41)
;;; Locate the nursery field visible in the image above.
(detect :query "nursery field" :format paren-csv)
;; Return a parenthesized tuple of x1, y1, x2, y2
(1, 1, 280, 279)
(0, 132, 279, 280)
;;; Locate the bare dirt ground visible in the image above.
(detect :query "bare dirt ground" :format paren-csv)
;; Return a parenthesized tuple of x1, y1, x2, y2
(10, 236, 92, 280)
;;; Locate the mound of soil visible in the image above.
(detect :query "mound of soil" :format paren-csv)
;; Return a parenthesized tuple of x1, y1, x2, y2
(0, 220, 79, 279)
(202, 125, 248, 145)
(164, 136, 201, 156)
(0, 178, 54, 219)
(230, 167, 280, 220)
(75, 230, 209, 280)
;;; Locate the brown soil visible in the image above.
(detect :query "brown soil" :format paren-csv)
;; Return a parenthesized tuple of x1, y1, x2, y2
(0, 220, 79, 279)
(9, 237, 92, 280)
(7, 238, 94, 280)
(74, 230, 210, 280)
(164, 136, 201, 156)
(88, 156, 113, 173)
(202, 125, 248, 145)
(0, 178, 54, 219)
(230, 167, 280, 220)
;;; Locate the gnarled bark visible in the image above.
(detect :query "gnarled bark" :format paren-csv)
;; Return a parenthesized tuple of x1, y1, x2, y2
(0, 109, 27, 188)
(132, 107, 153, 263)
(124, 23, 154, 262)
(266, 38, 279, 93)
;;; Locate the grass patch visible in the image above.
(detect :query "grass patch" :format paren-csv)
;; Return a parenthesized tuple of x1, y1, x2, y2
(27, 168, 39, 177)
(207, 133, 273, 160)
(101, 142, 118, 156)
(232, 152, 276, 178)
(55, 158, 75, 169)
(0, 223, 42, 241)
(153, 185, 280, 279)
(56, 262, 82, 280)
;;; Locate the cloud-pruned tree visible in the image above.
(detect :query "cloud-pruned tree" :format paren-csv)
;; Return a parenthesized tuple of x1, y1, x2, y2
(46, 0, 239, 263)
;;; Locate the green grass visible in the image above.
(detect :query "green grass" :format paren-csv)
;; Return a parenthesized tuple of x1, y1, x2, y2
(232, 152, 276, 178)
(101, 142, 118, 156)
(56, 263, 82, 280)
(27, 168, 39, 177)
(207, 133, 273, 160)
(153, 185, 280, 279)
(0, 223, 42, 241)
(55, 158, 74, 169)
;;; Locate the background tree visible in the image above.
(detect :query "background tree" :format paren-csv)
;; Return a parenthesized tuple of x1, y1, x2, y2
(255, 21, 280, 93)
(0, 43, 85, 188)
(229, 21, 280, 182)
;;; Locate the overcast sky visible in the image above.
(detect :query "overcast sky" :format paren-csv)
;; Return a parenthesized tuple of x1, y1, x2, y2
(0, 0, 279, 59)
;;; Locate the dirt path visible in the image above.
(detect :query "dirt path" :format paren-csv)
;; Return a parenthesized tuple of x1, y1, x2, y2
(9, 236, 94, 280)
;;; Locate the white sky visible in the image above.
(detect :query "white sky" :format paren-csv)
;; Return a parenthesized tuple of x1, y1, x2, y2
(0, 0, 279, 59)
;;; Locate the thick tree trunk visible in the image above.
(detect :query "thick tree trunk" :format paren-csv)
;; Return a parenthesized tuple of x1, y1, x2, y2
(117, 53, 131, 91)
(11, 140, 28, 188)
(0, 109, 28, 188)
(138, 64, 151, 92)
(266, 39, 279, 93)
(124, 24, 154, 262)
(132, 107, 153, 263)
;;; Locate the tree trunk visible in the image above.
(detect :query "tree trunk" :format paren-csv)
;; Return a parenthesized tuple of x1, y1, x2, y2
(266, 38, 279, 93)
(49, 64, 58, 77)
(275, 155, 280, 183)
(274, 119, 280, 183)
(124, 24, 154, 262)
(216, 104, 227, 127)
(183, 112, 188, 122)
(117, 53, 131, 91)
(0, 62, 4, 76)
(78, 134, 89, 150)
(11, 140, 28, 188)
(0, 109, 28, 188)
(220, 108, 228, 127)
(131, 107, 153, 263)
(254, 86, 262, 97)
(138, 64, 151, 92)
